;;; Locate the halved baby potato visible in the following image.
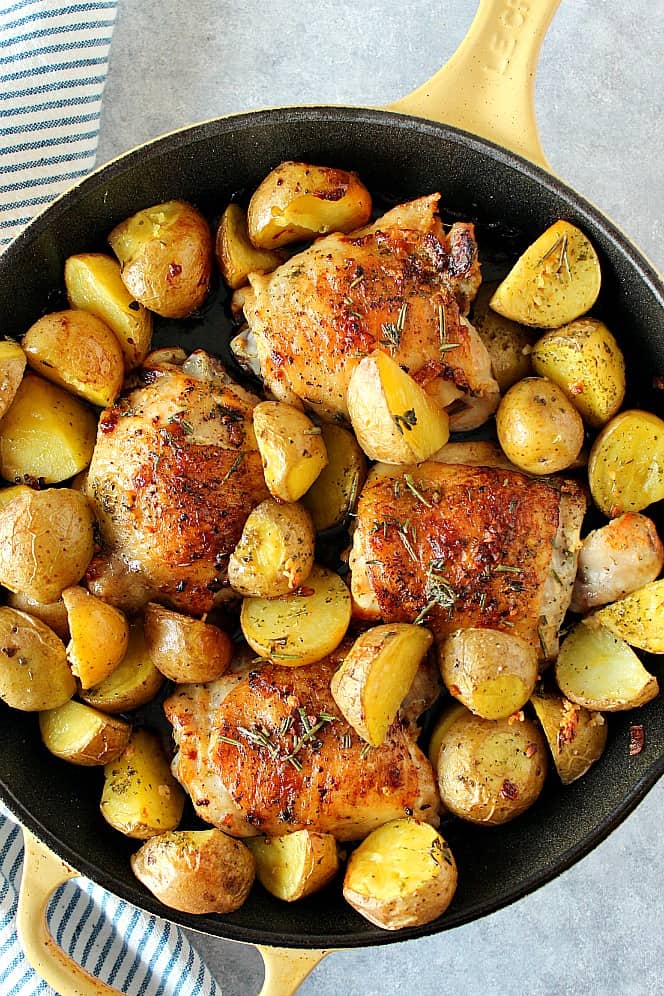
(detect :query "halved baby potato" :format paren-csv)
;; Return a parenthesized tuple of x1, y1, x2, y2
(0, 340, 26, 419)
(228, 499, 315, 597)
(143, 602, 233, 683)
(489, 220, 601, 328)
(301, 423, 367, 531)
(590, 579, 664, 654)
(240, 564, 351, 666)
(64, 252, 153, 369)
(22, 309, 124, 408)
(247, 162, 372, 249)
(6, 591, 69, 641)
(343, 819, 457, 930)
(0, 373, 97, 483)
(253, 401, 328, 502)
(39, 699, 131, 766)
(427, 701, 467, 768)
(555, 621, 659, 711)
(330, 623, 434, 746)
(588, 410, 664, 516)
(530, 689, 607, 785)
(0, 607, 75, 711)
(62, 586, 129, 689)
(471, 281, 534, 392)
(216, 203, 284, 289)
(80, 620, 164, 713)
(108, 200, 213, 319)
(347, 350, 450, 464)
(247, 830, 340, 902)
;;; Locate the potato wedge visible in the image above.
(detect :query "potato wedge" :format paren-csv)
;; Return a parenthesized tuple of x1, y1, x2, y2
(247, 830, 340, 902)
(22, 309, 124, 408)
(39, 699, 131, 766)
(436, 708, 547, 824)
(80, 620, 164, 713)
(0, 339, 26, 419)
(228, 499, 315, 598)
(427, 701, 467, 768)
(131, 829, 255, 914)
(590, 580, 664, 654)
(100, 729, 185, 839)
(216, 203, 284, 289)
(343, 819, 457, 930)
(588, 410, 664, 516)
(253, 401, 328, 502)
(6, 591, 69, 641)
(490, 220, 601, 328)
(330, 624, 433, 746)
(64, 252, 153, 369)
(0, 487, 94, 602)
(241, 564, 351, 666)
(496, 376, 584, 474)
(143, 602, 232, 683)
(247, 162, 372, 249)
(301, 423, 367, 531)
(347, 350, 450, 464)
(531, 689, 607, 785)
(62, 586, 129, 689)
(108, 200, 213, 319)
(555, 621, 659, 711)
(439, 628, 539, 720)
(471, 281, 534, 392)
(531, 318, 625, 427)
(0, 373, 96, 484)
(0, 607, 74, 711)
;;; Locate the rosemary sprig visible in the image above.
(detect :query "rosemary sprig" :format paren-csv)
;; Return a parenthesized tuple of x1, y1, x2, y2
(380, 301, 408, 351)
(538, 232, 571, 278)
(493, 564, 523, 575)
(220, 452, 244, 486)
(237, 725, 279, 758)
(437, 301, 459, 354)
(414, 560, 458, 625)
(404, 473, 432, 508)
(218, 735, 242, 748)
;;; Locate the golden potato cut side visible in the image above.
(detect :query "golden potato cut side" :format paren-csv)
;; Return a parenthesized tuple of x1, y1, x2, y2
(0, 607, 75, 711)
(216, 203, 284, 289)
(471, 281, 534, 392)
(589, 580, 664, 654)
(253, 401, 328, 502)
(343, 819, 457, 930)
(330, 623, 434, 746)
(80, 620, 164, 713)
(427, 701, 467, 768)
(62, 586, 130, 689)
(530, 690, 607, 785)
(39, 699, 131, 766)
(0, 340, 26, 419)
(302, 423, 367, 532)
(143, 602, 233, 683)
(555, 621, 659, 711)
(489, 220, 601, 328)
(247, 830, 340, 902)
(588, 410, 664, 517)
(227, 499, 315, 597)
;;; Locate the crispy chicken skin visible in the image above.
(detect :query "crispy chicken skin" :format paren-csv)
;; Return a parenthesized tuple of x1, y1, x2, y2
(164, 651, 440, 841)
(239, 195, 499, 431)
(85, 350, 269, 615)
(350, 462, 586, 659)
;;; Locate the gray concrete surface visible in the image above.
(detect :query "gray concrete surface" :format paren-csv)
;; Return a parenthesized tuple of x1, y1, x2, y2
(97, 2, 663, 993)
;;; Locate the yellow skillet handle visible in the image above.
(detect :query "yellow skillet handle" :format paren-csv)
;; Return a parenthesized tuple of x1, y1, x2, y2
(389, 0, 561, 170)
(17, 829, 126, 996)
(257, 945, 329, 996)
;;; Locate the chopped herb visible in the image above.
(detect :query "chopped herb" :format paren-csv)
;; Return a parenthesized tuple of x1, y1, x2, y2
(393, 409, 417, 434)
(286, 755, 303, 771)
(393, 479, 401, 499)
(220, 452, 244, 486)
(538, 231, 571, 278)
(380, 301, 408, 351)
(280, 716, 294, 736)
(238, 725, 278, 757)
(349, 273, 365, 289)
(360, 743, 371, 760)
(341, 733, 352, 749)
(404, 473, 432, 508)
(414, 560, 457, 624)
(478, 591, 487, 611)
(218, 735, 242, 748)
(494, 564, 523, 575)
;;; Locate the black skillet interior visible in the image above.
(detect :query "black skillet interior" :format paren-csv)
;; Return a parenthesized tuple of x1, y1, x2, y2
(0, 108, 662, 949)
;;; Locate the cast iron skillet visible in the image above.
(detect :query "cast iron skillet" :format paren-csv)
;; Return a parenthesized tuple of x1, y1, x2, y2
(0, 2, 662, 992)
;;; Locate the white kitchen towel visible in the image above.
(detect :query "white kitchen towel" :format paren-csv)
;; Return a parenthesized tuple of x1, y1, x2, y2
(0, 0, 117, 251)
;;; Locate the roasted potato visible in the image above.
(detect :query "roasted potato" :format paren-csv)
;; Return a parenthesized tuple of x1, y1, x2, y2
(428, 440, 520, 472)
(556, 621, 659, 711)
(347, 350, 450, 464)
(590, 579, 664, 654)
(301, 423, 367, 531)
(253, 401, 328, 502)
(80, 620, 164, 713)
(490, 220, 601, 328)
(131, 829, 255, 914)
(427, 701, 467, 768)
(0, 372, 97, 483)
(22, 309, 124, 408)
(6, 591, 69, 641)
(0, 483, 29, 508)
(216, 203, 284, 289)
(439, 628, 539, 720)
(247, 162, 372, 249)
(436, 707, 547, 824)
(39, 699, 131, 766)
(531, 318, 625, 427)
(247, 830, 340, 902)
(0, 607, 75, 711)
(531, 689, 608, 785)
(108, 200, 213, 319)
(64, 252, 153, 369)
(0, 339, 26, 419)
(588, 409, 664, 516)
(496, 376, 584, 474)
(62, 586, 129, 689)
(343, 819, 457, 930)
(471, 281, 534, 391)
(228, 499, 315, 597)
(0, 487, 94, 602)
(241, 564, 351, 666)
(330, 624, 434, 746)
(143, 602, 232, 683)
(100, 729, 186, 839)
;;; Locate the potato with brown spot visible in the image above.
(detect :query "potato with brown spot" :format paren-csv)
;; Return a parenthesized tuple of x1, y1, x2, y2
(0, 607, 75, 711)
(144, 602, 233, 683)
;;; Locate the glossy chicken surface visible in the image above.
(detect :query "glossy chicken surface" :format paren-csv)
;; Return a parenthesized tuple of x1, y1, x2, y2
(165, 651, 440, 841)
(350, 461, 587, 659)
(238, 195, 499, 431)
(85, 350, 269, 615)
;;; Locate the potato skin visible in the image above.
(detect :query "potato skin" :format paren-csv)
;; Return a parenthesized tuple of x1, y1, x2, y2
(62, 586, 130, 689)
(531, 689, 607, 785)
(131, 829, 255, 914)
(143, 602, 232, 683)
(6, 591, 69, 640)
(0, 340, 26, 420)
(108, 200, 213, 318)
(216, 203, 284, 289)
(247, 830, 340, 902)
(301, 423, 367, 531)
(0, 607, 75, 711)
(80, 620, 164, 713)
(471, 282, 534, 392)
(496, 376, 584, 474)
(0, 488, 94, 603)
(588, 410, 664, 516)
(228, 499, 315, 597)
(39, 699, 131, 766)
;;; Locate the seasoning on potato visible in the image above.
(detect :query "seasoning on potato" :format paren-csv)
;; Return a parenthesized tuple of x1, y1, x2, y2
(253, 401, 328, 502)
(144, 602, 233, 683)
(301, 423, 367, 532)
(589, 579, 664, 655)
(39, 699, 131, 766)
(80, 619, 164, 714)
(530, 689, 607, 785)
(588, 409, 664, 516)
(0, 607, 75, 712)
(247, 830, 340, 902)
(227, 499, 315, 597)
(216, 203, 284, 289)
(496, 376, 585, 474)
(471, 281, 534, 392)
